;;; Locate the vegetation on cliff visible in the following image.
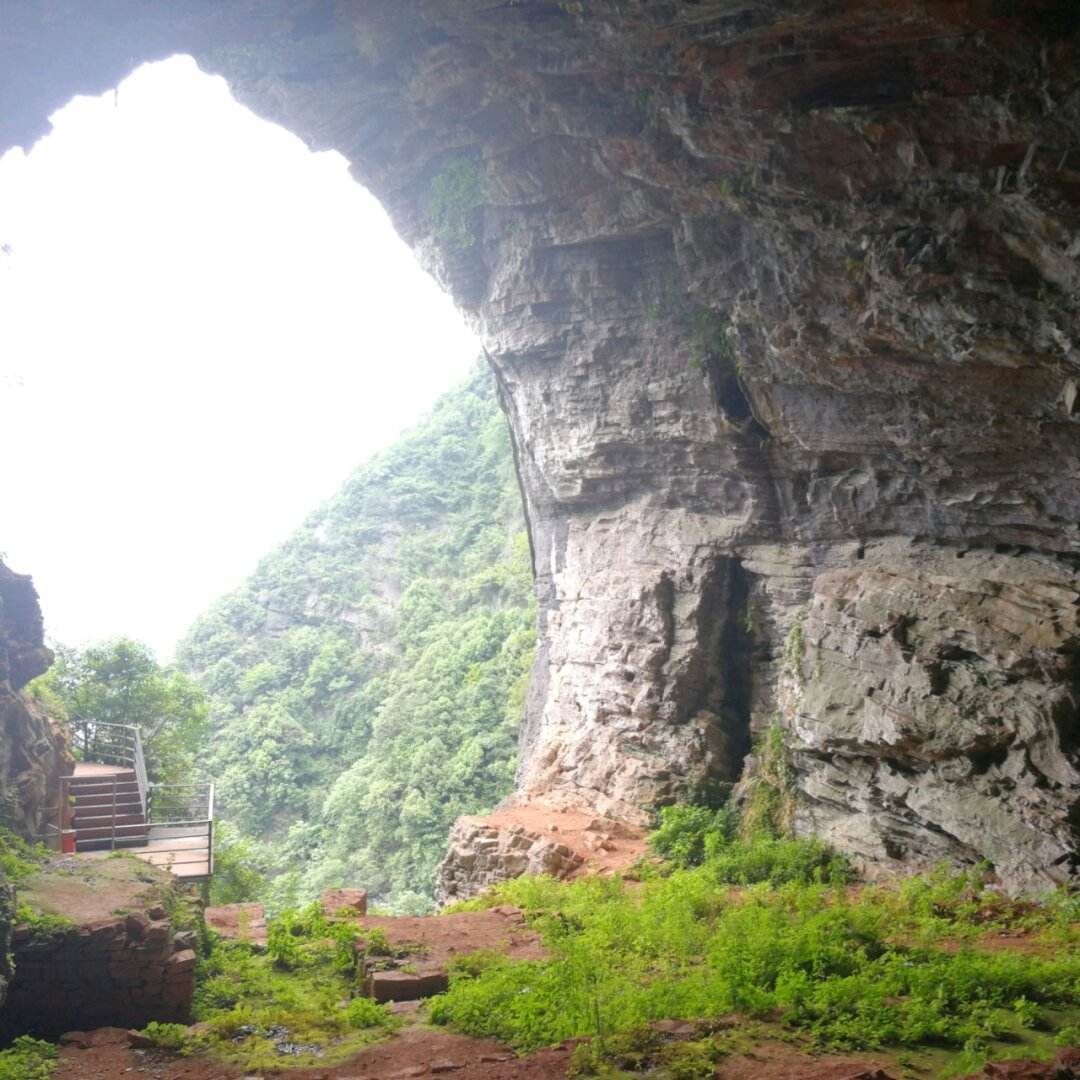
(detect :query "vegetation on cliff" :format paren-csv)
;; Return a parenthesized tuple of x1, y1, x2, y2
(177, 363, 534, 911)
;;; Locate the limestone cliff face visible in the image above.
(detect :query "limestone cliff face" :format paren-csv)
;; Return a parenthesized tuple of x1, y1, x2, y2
(2, 1, 1079, 890)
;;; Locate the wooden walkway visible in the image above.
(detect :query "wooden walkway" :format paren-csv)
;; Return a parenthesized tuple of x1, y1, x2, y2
(68, 762, 212, 881)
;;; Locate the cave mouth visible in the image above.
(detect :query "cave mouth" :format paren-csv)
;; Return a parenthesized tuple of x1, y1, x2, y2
(0, 53, 480, 659)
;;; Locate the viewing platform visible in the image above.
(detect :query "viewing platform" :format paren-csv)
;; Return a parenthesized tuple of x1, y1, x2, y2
(58, 723, 214, 883)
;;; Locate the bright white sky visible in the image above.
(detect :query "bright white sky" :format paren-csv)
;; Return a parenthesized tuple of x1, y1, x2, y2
(0, 55, 480, 659)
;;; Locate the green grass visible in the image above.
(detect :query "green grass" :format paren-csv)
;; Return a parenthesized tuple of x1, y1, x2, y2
(0, 1036, 56, 1080)
(14, 903, 74, 937)
(0, 829, 49, 884)
(137, 902, 399, 1069)
(427, 838, 1080, 1078)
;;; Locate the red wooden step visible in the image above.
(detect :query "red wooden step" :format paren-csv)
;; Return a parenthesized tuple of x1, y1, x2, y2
(76, 836, 149, 852)
(68, 784, 139, 797)
(70, 792, 143, 809)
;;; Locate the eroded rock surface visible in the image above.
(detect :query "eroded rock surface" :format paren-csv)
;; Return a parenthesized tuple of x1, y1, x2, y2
(788, 543, 1080, 890)
(438, 806, 645, 903)
(0, 560, 70, 842)
(2, 2, 1080, 890)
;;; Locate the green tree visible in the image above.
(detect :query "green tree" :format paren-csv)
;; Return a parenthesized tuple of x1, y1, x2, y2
(29, 638, 209, 783)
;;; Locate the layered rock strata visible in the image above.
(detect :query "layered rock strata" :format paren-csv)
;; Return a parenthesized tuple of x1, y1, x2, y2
(2, 2, 1079, 890)
(438, 817, 586, 904)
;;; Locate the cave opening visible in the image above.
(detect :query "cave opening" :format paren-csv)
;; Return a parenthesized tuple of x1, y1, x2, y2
(0, 54, 480, 657)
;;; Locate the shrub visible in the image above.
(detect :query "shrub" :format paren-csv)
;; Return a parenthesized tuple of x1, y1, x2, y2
(427, 865, 1080, 1058)
(137, 1022, 191, 1053)
(343, 996, 389, 1029)
(0, 1036, 57, 1080)
(650, 805, 732, 868)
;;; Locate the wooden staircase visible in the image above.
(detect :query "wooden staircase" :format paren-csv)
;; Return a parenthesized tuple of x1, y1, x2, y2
(67, 765, 150, 852)
(59, 721, 215, 881)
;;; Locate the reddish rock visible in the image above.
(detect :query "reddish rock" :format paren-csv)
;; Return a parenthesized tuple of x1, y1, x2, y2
(204, 902, 267, 946)
(323, 888, 369, 918)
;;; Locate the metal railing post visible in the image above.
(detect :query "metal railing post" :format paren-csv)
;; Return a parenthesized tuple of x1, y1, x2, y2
(111, 773, 117, 851)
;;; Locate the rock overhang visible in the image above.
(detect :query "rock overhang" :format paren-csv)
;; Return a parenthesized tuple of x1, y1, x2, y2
(2, 0, 1079, 892)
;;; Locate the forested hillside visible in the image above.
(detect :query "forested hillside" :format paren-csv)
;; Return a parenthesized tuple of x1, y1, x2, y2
(177, 363, 535, 911)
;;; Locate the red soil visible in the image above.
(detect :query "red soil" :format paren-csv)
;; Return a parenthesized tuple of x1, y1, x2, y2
(360, 907, 546, 970)
(54, 1024, 1080, 1079)
(55, 1024, 574, 1080)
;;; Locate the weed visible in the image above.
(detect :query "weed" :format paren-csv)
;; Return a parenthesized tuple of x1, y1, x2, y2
(136, 1022, 191, 1053)
(1056, 1023, 1080, 1046)
(782, 610, 805, 680)
(190, 903, 396, 1069)
(0, 828, 48, 883)
(14, 903, 74, 937)
(688, 307, 733, 367)
(428, 863, 1080, 1064)
(649, 805, 733, 868)
(737, 725, 796, 841)
(344, 995, 391, 1029)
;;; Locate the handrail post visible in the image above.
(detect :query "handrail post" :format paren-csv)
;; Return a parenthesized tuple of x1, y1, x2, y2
(207, 782, 215, 877)
(133, 726, 148, 819)
(111, 773, 117, 851)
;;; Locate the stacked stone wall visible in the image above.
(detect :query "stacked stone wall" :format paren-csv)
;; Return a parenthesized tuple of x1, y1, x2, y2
(0, 904, 196, 1039)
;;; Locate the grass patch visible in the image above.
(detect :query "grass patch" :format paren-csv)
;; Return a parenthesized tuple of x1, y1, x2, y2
(171, 901, 398, 1069)
(428, 836, 1080, 1078)
(0, 829, 48, 884)
(0, 1036, 57, 1080)
(14, 903, 74, 937)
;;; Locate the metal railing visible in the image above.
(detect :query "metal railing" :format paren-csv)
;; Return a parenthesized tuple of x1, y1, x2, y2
(68, 719, 140, 771)
(145, 781, 216, 880)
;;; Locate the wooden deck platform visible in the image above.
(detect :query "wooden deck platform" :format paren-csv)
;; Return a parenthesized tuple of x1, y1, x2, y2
(79, 835, 210, 881)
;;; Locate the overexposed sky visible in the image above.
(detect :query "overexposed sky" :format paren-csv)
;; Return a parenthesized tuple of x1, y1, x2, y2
(0, 55, 479, 658)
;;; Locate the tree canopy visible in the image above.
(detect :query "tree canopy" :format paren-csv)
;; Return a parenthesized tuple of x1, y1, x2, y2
(28, 637, 209, 784)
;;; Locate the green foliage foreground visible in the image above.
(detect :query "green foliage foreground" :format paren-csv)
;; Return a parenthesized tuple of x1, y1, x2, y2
(429, 838, 1080, 1077)
(0, 1037, 56, 1080)
(138, 901, 397, 1070)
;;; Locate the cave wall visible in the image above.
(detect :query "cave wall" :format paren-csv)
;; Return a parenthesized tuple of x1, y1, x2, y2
(0, 561, 69, 842)
(0, 559, 69, 1006)
(2, 0, 1079, 890)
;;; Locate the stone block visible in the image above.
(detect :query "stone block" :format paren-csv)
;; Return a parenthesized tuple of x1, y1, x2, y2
(322, 888, 368, 918)
(165, 948, 197, 976)
(367, 969, 449, 1003)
